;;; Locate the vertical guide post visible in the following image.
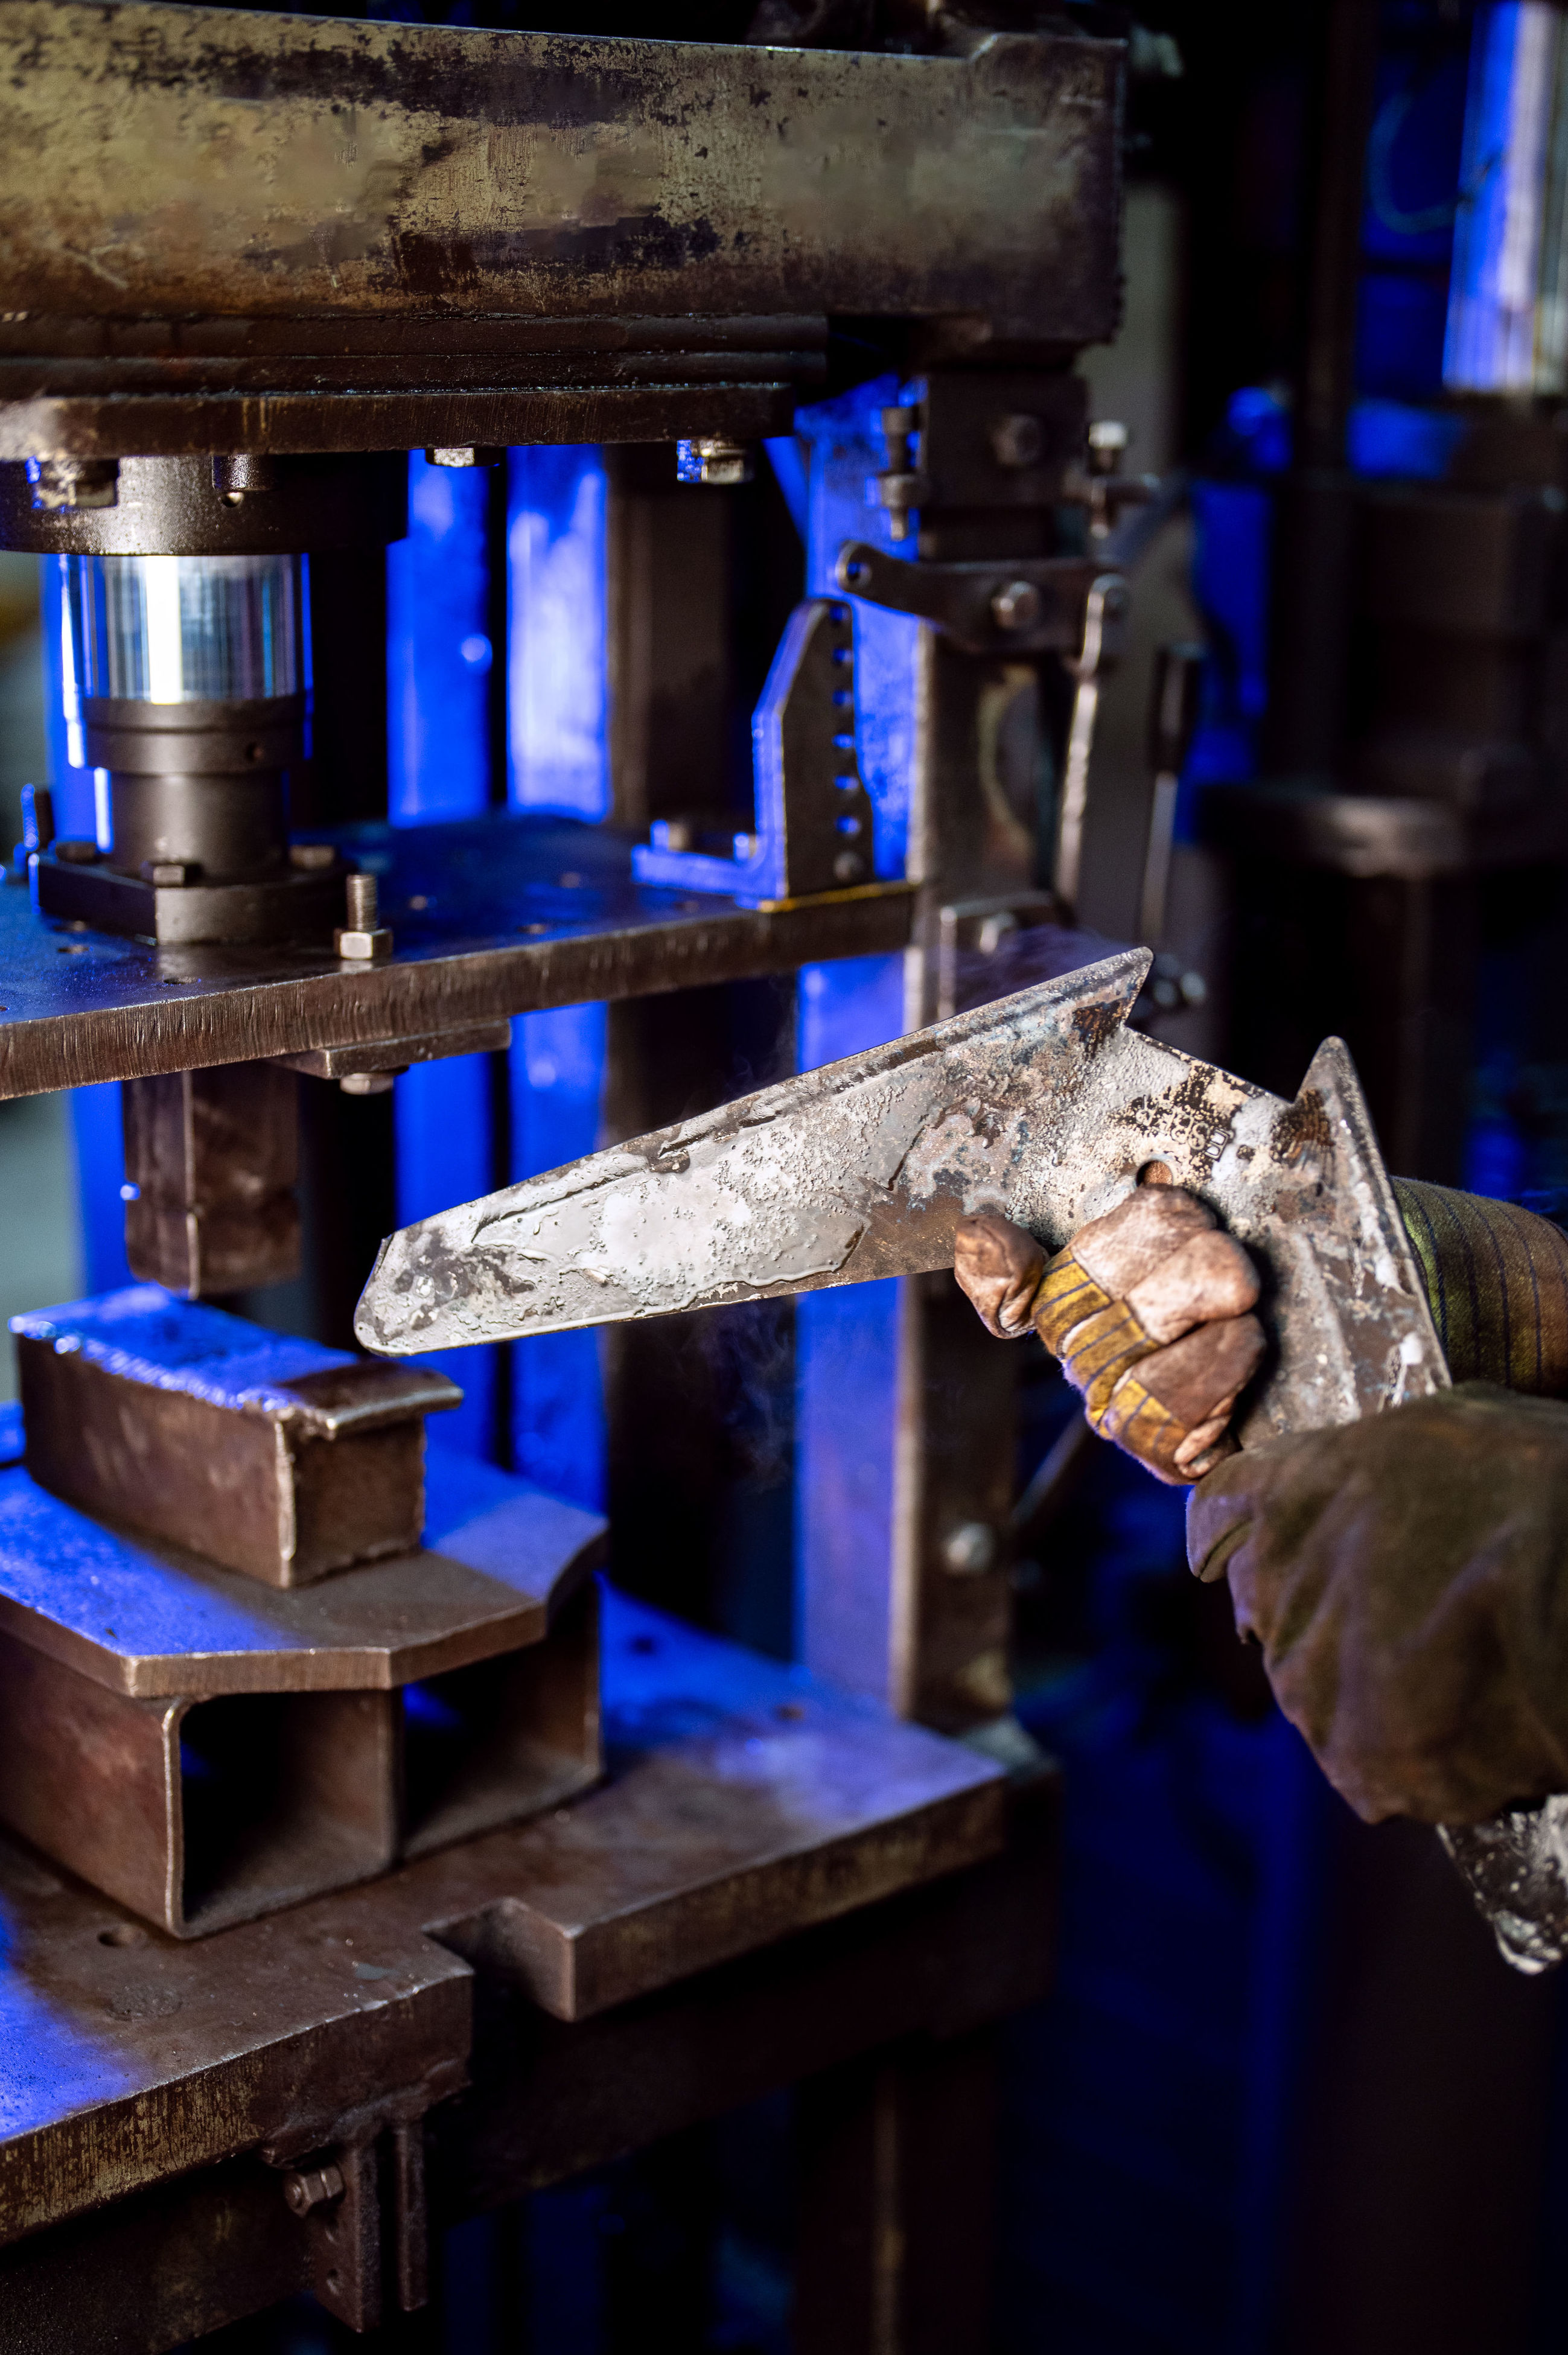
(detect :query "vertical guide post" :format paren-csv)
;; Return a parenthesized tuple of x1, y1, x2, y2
(794, 372, 1075, 1730)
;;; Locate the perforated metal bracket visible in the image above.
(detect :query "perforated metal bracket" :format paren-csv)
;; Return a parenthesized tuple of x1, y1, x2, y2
(632, 599, 883, 905)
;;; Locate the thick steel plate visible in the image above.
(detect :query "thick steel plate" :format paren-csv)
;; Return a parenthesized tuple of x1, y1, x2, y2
(0, 812, 914, 1100)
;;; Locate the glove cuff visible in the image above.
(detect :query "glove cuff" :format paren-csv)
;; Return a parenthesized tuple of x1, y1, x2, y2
(1393, 1178, 1568, 1396)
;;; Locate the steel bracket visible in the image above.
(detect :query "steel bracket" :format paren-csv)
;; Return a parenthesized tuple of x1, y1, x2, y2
(833, 542, 1111, 657)
(266, 2059, 467, 2329)
(633, 599, 887, 906)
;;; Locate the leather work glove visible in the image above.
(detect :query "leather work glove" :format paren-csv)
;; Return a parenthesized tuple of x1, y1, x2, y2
(1179, 1185, 1568, 1828)
(954, 1182, 1265, 1484)
(1186, 1386, 1568, 1825)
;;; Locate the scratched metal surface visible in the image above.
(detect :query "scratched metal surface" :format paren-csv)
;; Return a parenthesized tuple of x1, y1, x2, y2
(0, 5, 1121, 347)
(0, 811, 913, 1100)
(0, 1445, 605, 1697)
(360, 948, 1448, 1444)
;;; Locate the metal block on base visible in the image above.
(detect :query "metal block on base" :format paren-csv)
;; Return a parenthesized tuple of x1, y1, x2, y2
(14, 1288, 461, 1589)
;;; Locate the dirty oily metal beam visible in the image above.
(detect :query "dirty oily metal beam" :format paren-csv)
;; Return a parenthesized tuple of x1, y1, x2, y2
(0, 2, 1124, 453)
(359, 949, 1448, 1449)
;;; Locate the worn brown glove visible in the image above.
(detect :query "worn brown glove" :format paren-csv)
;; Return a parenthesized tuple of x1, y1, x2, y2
(1187, 1385, 1568, 1824)
(954, 1184, 1265, 1483)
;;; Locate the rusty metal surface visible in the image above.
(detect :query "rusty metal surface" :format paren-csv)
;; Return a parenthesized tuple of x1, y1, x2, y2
(0, 1584, 1003, 2255)
(0, 811, 913, 1101)
(0, 1443, 605, 1697)
(361, 948, 1448, 1450)
(0, 7, 1121, 376)
(0, 1800, 1050, 2355)
(16, 1287, 460, 1587)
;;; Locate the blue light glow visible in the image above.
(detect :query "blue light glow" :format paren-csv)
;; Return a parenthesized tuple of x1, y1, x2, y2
(505, 447, 610, 1505)
(507, 447, 610, 821)
(387, 453, 492, 821)
(1445, 1, 1567, 392)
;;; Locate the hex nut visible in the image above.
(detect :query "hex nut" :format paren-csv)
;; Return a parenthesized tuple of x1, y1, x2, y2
(288, 842, 336, 872)
(141, 860, 193, 887)
(54, 838, 100, 864)
(334, 926, 393, 962)
(282, 2164, 345, 2216)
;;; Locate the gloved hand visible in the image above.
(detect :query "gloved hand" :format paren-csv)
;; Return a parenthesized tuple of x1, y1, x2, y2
(954, 1183, 1265, 1484)
(1187, 1386, 1568, 1824)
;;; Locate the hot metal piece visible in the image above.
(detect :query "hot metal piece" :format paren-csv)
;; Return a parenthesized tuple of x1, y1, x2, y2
(357, 949, 1447, 1448)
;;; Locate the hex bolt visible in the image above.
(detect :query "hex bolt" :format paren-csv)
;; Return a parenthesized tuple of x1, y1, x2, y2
(833, 850, 865, 884)
(54, 838, 100, 864)
(288, 842, 336, 872)
(334, 872, 394, 963)
(282, 2163, 345, 2217)
(990, 581, 1043, 634)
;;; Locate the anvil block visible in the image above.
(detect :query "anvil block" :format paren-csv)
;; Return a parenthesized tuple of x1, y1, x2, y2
(13, 1288, 461, 1588)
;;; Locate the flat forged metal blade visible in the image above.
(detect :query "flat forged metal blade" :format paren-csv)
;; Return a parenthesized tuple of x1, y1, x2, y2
(356, 948, 1447, 1442)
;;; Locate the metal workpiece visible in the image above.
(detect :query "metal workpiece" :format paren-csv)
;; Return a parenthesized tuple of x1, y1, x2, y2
(0, 7, 1122, 457)
(0, 1584, 601, 1938)
(357, 949, 1447, 1452)
(0, 1434, 604, 1697)
(15, 1286, 461, 1587)
(0, 1449, 605, 1934)
(122, 1062, 302, 1297)
(0, 811, 914, 1101)
(633, 599, 881, 902)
